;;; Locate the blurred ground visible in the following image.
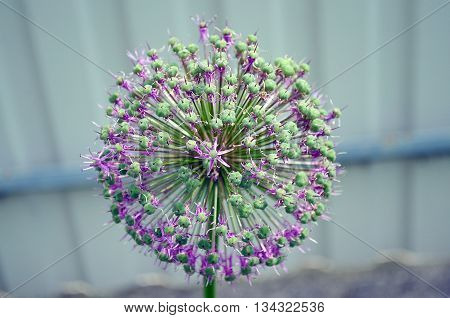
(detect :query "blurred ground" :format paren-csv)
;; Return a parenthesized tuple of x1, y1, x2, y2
(58, 258, 450, 298)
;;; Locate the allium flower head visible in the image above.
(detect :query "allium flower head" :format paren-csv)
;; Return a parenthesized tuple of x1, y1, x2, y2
(85, 19, 342, 285)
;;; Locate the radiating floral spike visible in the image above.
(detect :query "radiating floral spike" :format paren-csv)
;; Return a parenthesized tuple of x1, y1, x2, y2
(85, 18, 342, 285)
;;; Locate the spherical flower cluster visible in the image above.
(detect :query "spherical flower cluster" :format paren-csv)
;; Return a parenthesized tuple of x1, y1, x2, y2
(85, 19, 342, 285)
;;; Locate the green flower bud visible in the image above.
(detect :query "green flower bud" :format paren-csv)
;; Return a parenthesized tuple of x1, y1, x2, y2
(307, 107, 321, 120)
(220, 109, 236, 124)
(264, 114, 276, 125)
(278, 129, 292, 143)
(185, 177, 200, 192)
(177, 98, 191, 112)
(264, 79, 276, 92)
(204, 85, 216, 95)
(143, 234, 153, 245)
(242, 116, 256, 129)
(295, 79, 311, 95)
(265, 257, 278, 267)
(133, 63, 143, 74)
(172, 42, 184, 54)
(178, 166, 192, 181)
(253, 197, 268, 210)
(114, 144, 123, 153)
(280, 142, 291, 156)
(118, 122, 129, 134)
(235, 41, 247, 53)
(295, 171, 309, 187)
(315, 202, 325, 216)
(187, 43, 199, 54)
(151, 59, 163, 69)
(305, 189, 316, 204)
(300, 212, 311, 224)
(158, 252, 170, 262)
(267, 153, 279, 165)
(156, 102, 171, 118)
(183, 264, 195, 274)
(230, 194, 243, 207)
(216, 224, 227, 236)
(209, 34, 220, 45)
(176, 253, 188, 263)
(168, 36, 179, 46)
(278, 88, 291, 100)
(164, 225, 175, 235)
(276, 188, 286, 199)
(125, 214, 135, 226)
(225, 274, 236, 282)
(225, 74, 238, 85)
(216, 58, 228, 68)
(238, 203, 253, 218)
(176, 234, 188, 245)
(221, 85, 235, 97)
(244, 136, 256, 148)
(185, 112, 198, 123)
(128, 162, 141, 178)
(207, 252, 219, 264)
(173, 202, 186, 216)
(128, 184, 141, 199)
(284, 199, 296, 214)
(198, 238, 212, 250)
(166, 65, 178, 77)
(332, 108, 342, 118)
(110, 204, 119, 216)
(280, 62, 295, 77)
(241, 245, 254, 256)
(326, 149, 336, 162)
(105, 106, 114, 116)
(210, 118, 223, 129)
(257, 225, 271, 239)
(311, 97, 321, 106)
(186, 140, 197, 151)
(178, 216, 191, 228)
(229, 171, 242, 186)
(139, 191, 151, 205)
(243, 73, 255, 85)
(277, 237, 288, 248)
(242, 230, 254, 242)
(138, 136, 149, 150)
(261, 62, 274, 74)
(248, 257, 260, 266)
(227, 236, 238, 247)
(138, 118, 150, 131)
(215, 39, 227, 49)
(285, 121, 299, 134)
(247, 34, 257, 43)
(180, 82, 193, 92)
(204, 266, 215, 277)
(223, 101, 236, 110)
(241, 266, 252, 276)
(248, 82, 260, 94)
(157, 131, 170, 145)
(300, 63, 310, 73)
(144, 203, 156, 215)
(300, 228, 310, 240)
(310, 118, 325, 132)
(197, 212, 208, 223)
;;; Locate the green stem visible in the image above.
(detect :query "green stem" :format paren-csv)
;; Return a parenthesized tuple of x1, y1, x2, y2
(203, 278, 216, 298)
(203, 181, 218, 298)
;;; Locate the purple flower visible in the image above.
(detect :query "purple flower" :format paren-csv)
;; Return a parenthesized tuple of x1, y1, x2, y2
(84, 17, 342, 285)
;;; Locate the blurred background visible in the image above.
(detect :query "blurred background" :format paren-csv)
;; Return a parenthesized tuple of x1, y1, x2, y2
(0, 0, 449, 297)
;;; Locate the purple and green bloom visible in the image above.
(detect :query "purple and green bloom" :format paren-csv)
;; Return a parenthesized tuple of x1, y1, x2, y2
(84, 17, 342, 296)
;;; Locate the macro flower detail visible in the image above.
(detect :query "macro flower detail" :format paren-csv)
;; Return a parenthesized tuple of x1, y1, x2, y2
(84, 18, 342, 286)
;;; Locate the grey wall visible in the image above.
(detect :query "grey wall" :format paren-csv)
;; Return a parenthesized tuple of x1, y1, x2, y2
(0, 0, 449, 296)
